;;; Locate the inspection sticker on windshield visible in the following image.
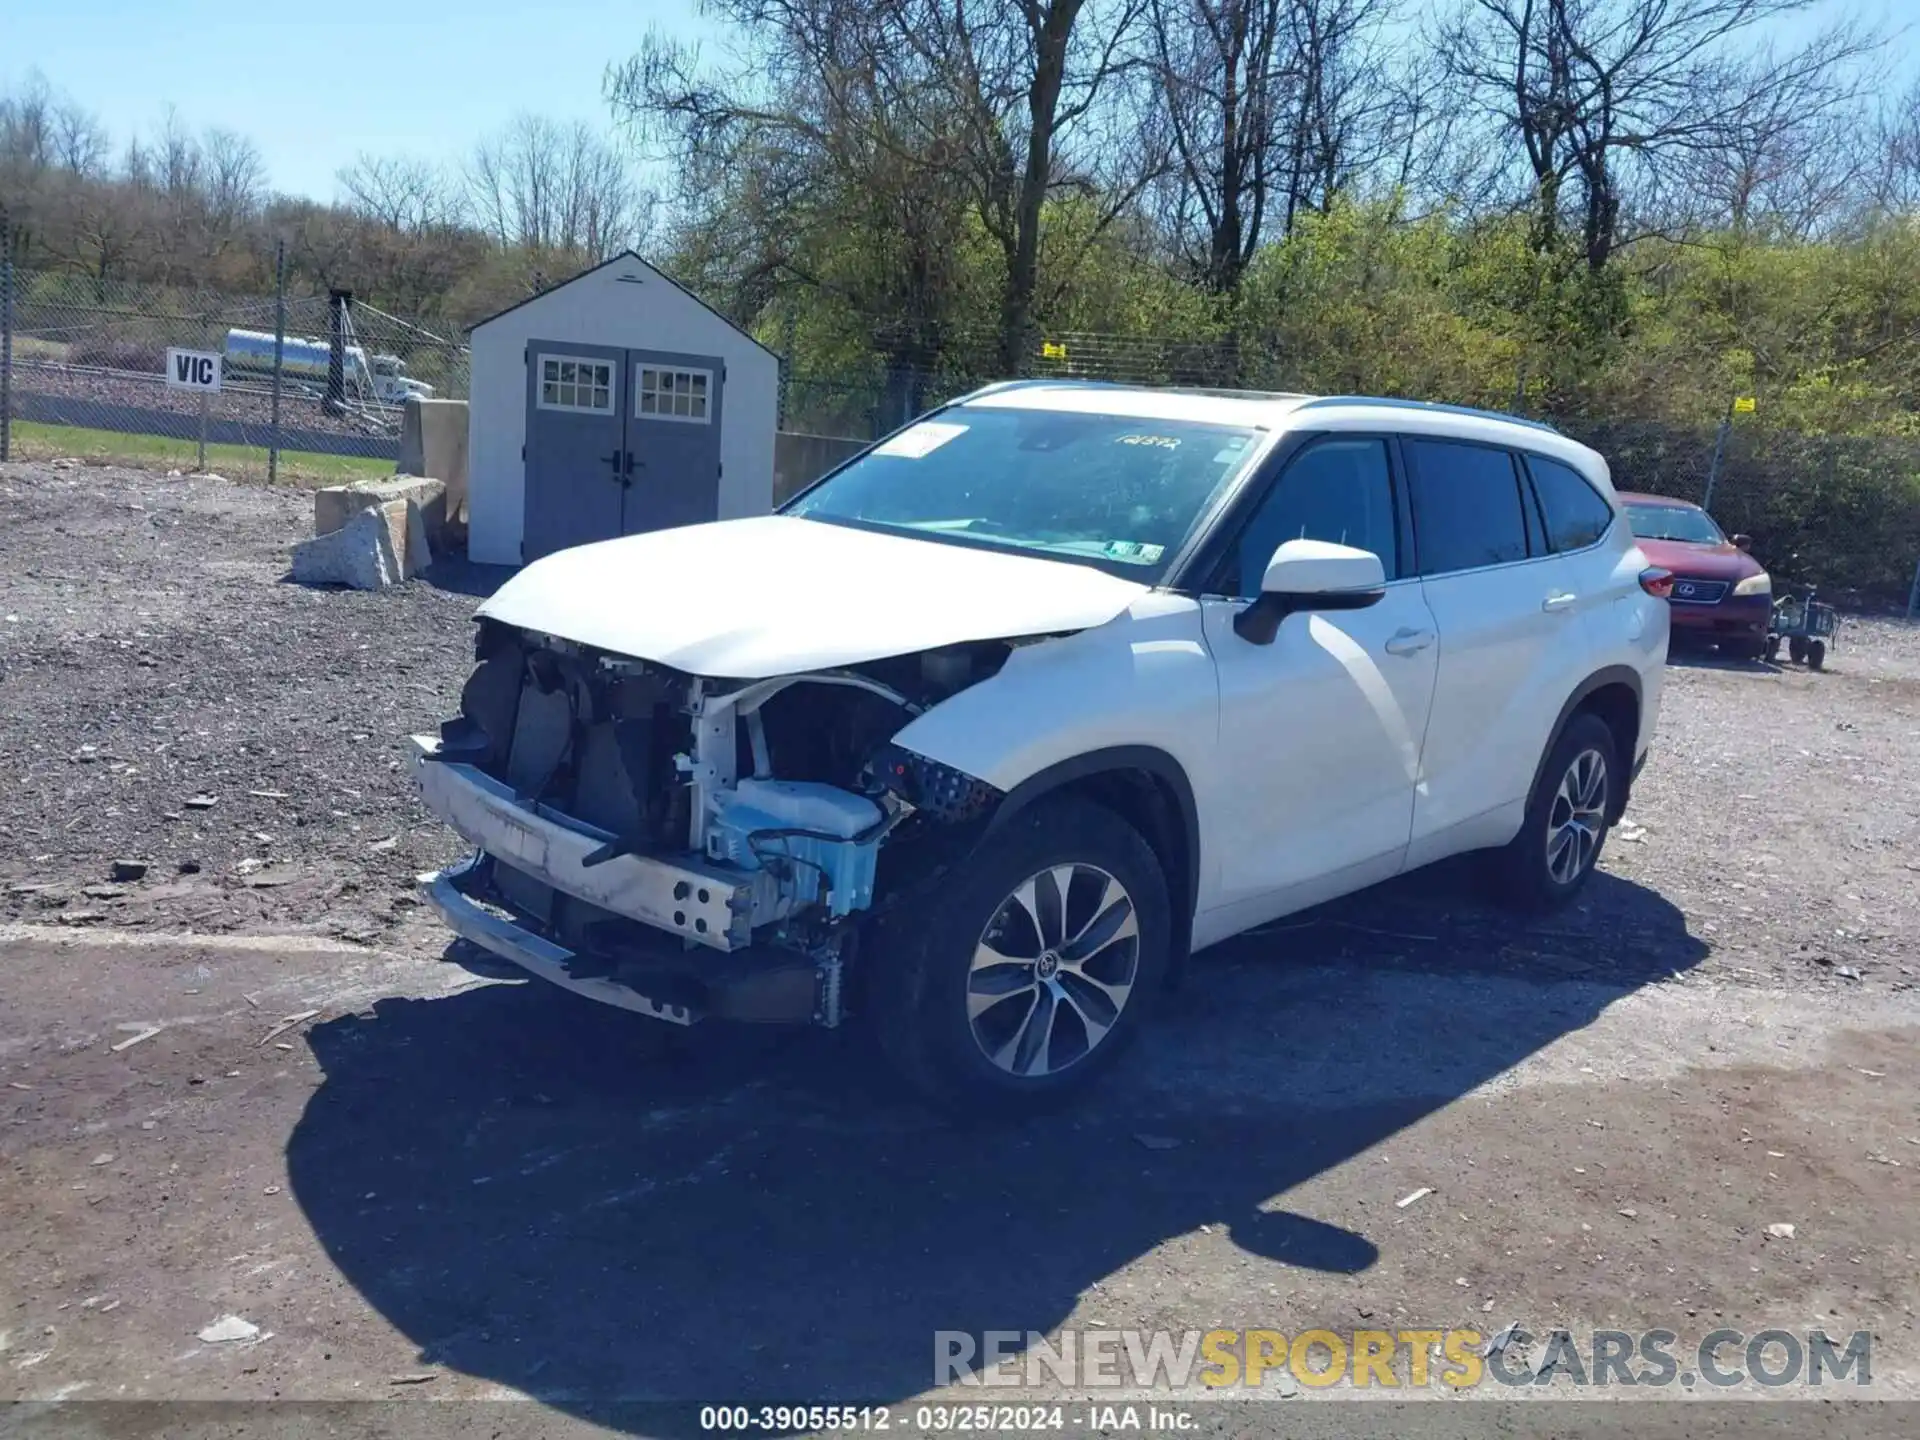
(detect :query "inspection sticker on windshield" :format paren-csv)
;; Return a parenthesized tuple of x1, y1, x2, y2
(1104, 541, 1166, 564)
(876, 421, 968, 458)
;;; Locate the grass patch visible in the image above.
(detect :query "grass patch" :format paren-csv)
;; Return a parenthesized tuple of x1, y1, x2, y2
(6, 420, 394, 488)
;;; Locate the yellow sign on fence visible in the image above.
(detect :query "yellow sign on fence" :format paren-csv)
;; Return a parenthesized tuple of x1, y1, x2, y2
(1733, 396, 1757, 413)
(1041, 341, 1068, 360)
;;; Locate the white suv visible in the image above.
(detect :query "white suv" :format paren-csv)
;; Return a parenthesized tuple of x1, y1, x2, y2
(413, 383, 1669, 1111)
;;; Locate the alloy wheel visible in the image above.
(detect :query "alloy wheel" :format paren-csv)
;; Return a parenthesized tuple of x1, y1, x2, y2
(1545, 747, 1609, 886)
(966, 863, 1141, 1078)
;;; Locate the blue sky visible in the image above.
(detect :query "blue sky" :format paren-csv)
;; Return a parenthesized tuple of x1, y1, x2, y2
(6, 0, 1913, 203)
(6, 0, 721, 199)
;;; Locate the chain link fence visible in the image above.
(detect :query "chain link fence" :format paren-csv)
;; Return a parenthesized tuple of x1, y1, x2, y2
(0, 248, 468, 485)
(3, 258, 1916, 606)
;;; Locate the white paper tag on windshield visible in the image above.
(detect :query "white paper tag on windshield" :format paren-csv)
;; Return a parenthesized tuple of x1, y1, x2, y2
(876, 421, 968, 458)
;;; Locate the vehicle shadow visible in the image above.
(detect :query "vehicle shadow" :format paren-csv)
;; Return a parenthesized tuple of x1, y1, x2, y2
(1665, 645, 1774, 674)
(418, 555, 515, 599)
(287, 868, 1702, 1427)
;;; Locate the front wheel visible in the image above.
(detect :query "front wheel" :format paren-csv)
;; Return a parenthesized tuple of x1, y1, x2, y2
(867, 796, 1170, 1117)
(1489, 712, 1618, 912)
(1806, 639, 1827, 671)
(1789, 636, 1809, 665)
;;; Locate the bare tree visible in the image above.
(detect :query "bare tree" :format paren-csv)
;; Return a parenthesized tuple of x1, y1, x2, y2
(614, 0, 1157, 371)
(1869, 77, 1920, 216)
(203, 128, 266, 229)
(1676, 42, 1870, 238)
(1438, 0, 1879, 268)
(467, 114, 651, 263)
(338, 153, 462, 232)
(1144, 0, 1288, 292)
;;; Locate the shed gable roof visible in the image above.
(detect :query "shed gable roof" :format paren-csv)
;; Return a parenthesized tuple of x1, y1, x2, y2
(466, 250, 778, 358)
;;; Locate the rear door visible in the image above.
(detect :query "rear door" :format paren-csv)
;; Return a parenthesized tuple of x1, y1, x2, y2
(523, 343, 626, 562)
(622, 350, 725, 535)
(1199, 435, 1440, 927)
(1403, 436, 1588, 863)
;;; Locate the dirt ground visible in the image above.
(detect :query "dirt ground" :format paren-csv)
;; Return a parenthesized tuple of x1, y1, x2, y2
(2, 460, 1918, 1434)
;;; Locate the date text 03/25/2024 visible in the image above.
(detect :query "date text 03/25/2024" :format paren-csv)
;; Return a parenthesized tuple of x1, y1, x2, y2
(699, 1404, 1195, 1432)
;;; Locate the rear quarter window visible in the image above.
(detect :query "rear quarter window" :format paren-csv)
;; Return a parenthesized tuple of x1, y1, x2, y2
(1526, 454, 1615, 552)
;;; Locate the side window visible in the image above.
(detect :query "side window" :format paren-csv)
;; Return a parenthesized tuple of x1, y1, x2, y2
(1404, 439, 1529, 576)
(1527, 454, 1615, 551)
(1231, 438, 1398, 598)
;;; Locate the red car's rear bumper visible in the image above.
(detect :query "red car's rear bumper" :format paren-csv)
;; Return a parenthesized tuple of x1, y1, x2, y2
(1668, 593, 1771, 642)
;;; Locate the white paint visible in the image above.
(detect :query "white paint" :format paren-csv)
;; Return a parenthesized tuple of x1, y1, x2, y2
(164, 348, 222, 392)
(466, 253, 780, 566)
(477, 514, 1148, 676)
(456, 385, 1670, 987)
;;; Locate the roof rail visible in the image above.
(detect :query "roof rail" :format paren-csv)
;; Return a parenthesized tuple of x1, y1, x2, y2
(1296, 395, 1560, 434)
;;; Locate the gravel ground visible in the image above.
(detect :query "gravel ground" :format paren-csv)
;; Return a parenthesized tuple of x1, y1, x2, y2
(4, 457, 1919, 1428)
(0, 461, 486, 943)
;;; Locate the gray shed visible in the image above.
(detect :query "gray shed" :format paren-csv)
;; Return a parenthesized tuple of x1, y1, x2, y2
(465, 252, 780, 566)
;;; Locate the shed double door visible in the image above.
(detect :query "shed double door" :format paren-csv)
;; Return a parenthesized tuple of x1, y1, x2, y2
(523, 342, 724, 562)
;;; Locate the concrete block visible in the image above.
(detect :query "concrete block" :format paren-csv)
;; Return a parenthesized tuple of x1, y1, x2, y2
(314, 474, 447, 542)
(398, 397, 470, 522)
(291, 504, 403, 590)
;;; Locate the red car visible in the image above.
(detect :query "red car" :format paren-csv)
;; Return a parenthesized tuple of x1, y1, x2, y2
(1619, 492, 1772, 660)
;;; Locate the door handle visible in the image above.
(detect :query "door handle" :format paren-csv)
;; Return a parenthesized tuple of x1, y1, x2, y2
(1542, 591, 1578, 613)
(601, 448, 625, 480)
(1383, 627, 1435, 656)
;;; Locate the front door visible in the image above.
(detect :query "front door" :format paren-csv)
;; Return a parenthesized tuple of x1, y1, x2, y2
(622, 349, 725, 535)
(523, 342, 626, 562)
(1199, 436, 1439, 927)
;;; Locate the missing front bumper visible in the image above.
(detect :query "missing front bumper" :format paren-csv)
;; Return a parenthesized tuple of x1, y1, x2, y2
(422, 854, 832, 1025)
(412, 734, 772, 950)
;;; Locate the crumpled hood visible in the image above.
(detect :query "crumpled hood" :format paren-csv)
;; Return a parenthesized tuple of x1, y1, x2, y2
(477, 515, 1150, 678)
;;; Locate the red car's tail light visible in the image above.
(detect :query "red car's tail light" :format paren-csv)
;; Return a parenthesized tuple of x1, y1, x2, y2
(1639, 567, 1675, 599)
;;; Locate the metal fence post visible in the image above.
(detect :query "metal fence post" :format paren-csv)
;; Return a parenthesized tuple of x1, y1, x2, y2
(1908, 556, 1920, 621)
(1, 222, 13, 464)
(269, 240, 285, 484)
(1702, 402, 1733, 511)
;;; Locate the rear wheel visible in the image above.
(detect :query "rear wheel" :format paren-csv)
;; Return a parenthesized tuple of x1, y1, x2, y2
(1763, 636, 1781, 664)
(867, 795, 1170, 1117)
(1489, 713, 1618, 912)
(1789, 636, 1810, 665)
(1806, 639, 1827, 671)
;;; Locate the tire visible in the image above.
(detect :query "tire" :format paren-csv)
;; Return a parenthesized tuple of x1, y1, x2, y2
(866, 795, 1171, 1118)
(1806, 639, 1827, 671)
(1763, 637, 1781, 664)
(1489, 712, 1619, 912)
(1789, 636, 1809, 665)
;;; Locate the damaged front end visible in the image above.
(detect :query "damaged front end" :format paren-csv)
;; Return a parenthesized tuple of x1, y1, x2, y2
(414, 618, 1007, 1027)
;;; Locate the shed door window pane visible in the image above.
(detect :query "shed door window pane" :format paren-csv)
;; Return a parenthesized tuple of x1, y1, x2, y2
(637, 367, 713, 423)
(1405, 439, 1530, 575)
(538, 357, 614, 413)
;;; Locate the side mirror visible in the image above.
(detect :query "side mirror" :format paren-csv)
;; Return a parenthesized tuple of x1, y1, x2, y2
(1732, 534, 1752, 551)
(1233, 539, 1387, 644)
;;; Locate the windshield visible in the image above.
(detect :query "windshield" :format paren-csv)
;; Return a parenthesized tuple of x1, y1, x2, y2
(1625, 502, 1724, 545)
(783, 406, 1263, 582)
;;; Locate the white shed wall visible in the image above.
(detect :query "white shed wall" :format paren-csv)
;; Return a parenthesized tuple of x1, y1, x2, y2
(466, 256, 780, 566)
